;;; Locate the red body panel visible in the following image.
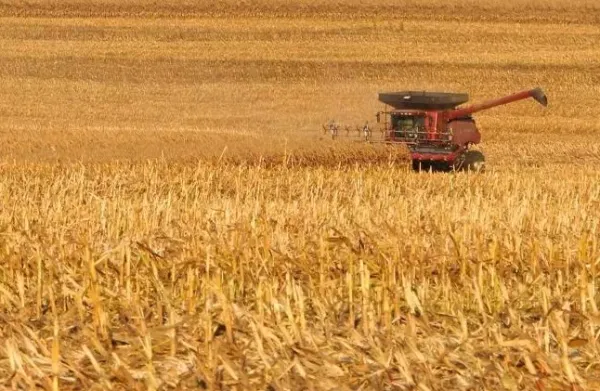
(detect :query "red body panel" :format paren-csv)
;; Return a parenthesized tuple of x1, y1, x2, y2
(383, 110, 478, 163)
(410, 151, 460, 161)
(448, 118, 481, 146)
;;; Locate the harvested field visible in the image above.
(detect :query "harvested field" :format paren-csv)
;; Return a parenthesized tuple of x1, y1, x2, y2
(0, 1, 600, 390)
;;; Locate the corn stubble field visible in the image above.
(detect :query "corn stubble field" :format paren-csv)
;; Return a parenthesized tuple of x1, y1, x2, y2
(1, 0, 600, 390)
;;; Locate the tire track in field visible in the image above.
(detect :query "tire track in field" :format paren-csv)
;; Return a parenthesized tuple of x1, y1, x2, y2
(0, 1, 598, 24)
(0, 56, 596, 85)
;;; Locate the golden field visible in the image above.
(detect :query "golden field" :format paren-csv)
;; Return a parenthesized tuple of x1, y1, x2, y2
(0, 1, 600, 390)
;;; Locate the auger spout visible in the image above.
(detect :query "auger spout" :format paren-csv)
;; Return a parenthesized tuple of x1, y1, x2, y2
(447, 87, 548, 120)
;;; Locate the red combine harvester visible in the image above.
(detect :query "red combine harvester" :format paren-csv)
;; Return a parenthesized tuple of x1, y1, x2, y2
(374, 87, 548, 171)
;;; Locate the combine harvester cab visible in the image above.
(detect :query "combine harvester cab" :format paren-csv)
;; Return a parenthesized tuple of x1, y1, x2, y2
(375, 88, 548, 172)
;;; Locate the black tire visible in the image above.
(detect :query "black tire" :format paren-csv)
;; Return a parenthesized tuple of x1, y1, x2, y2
(435, 161, 454, 172)
(455, 150, 485, 172)
(412, 160, 452, 172)
(412, 160, 430, 172)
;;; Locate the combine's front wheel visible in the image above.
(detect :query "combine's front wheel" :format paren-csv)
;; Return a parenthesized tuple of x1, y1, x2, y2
(412, 160, 453, 172)
(412, 160, 433, 172)
(455, 150, 485, 172)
